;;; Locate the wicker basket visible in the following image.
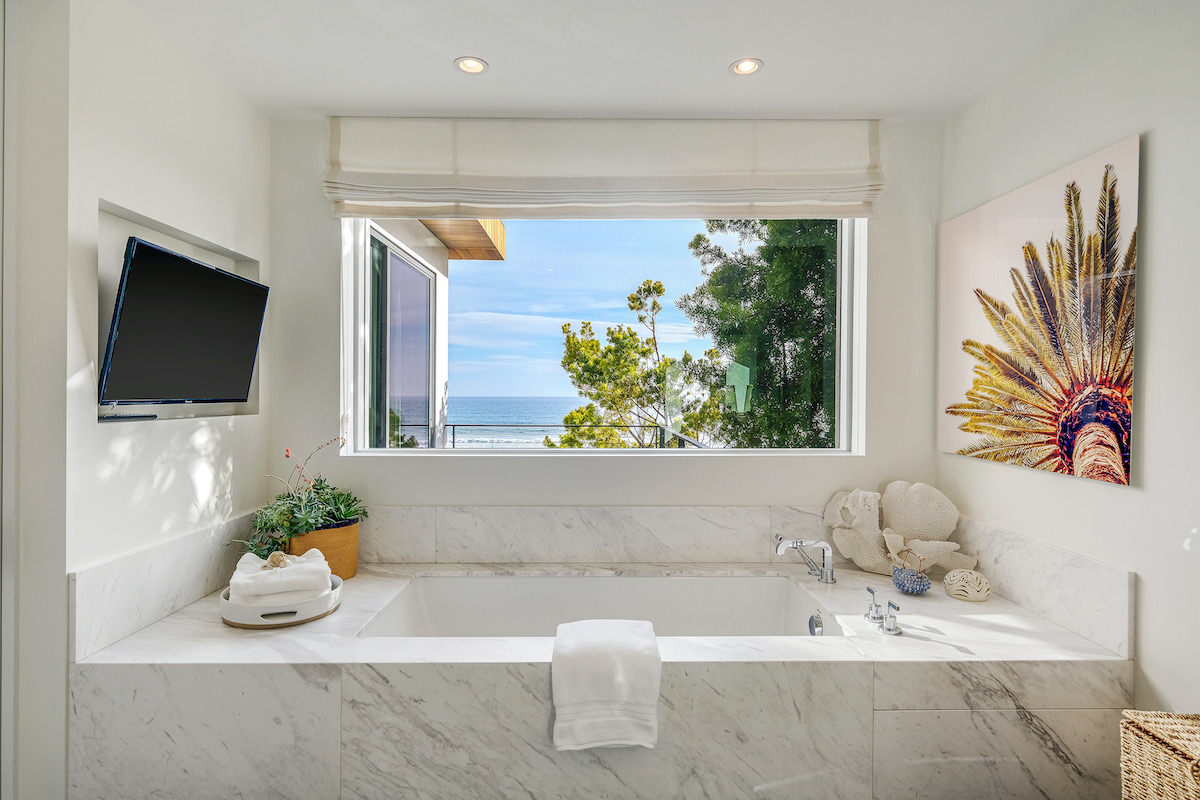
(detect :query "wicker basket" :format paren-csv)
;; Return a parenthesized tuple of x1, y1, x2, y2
(288, 519, 359, 580)
(1121, 710, 1200, 799)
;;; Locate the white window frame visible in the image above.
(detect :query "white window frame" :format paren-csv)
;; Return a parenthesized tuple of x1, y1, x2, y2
(341, 218, 439, 453)
(839, 217, 868, 455)
(341, 217, 867, 455)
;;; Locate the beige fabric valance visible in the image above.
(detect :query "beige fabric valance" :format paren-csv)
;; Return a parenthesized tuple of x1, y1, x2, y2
(324, 118, 883, 219)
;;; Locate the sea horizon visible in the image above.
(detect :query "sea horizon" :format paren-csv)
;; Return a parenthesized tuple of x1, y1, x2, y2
(389, 395, 588, 448)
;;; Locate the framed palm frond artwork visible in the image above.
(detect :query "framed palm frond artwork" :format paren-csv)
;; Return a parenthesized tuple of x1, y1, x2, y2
(937, 136, 1140, 484)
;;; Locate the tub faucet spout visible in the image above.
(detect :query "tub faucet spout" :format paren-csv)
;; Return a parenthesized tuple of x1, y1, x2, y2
(774, 535, 836, 584)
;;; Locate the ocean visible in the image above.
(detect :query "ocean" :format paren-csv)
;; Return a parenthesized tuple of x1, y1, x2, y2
(447, 396, 584, 448)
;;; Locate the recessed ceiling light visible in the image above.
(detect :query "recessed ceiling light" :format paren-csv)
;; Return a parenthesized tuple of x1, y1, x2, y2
(729, 58, 763, 76)
(455, 56, 489, 75)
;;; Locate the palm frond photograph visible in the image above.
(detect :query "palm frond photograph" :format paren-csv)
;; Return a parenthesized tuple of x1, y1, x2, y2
(937, 137, 1140, 484)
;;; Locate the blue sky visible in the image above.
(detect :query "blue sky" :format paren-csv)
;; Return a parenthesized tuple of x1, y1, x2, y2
(448, 220, 719, 397)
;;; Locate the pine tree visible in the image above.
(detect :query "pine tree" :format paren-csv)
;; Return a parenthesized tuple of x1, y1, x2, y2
(677, 219, 840, 448)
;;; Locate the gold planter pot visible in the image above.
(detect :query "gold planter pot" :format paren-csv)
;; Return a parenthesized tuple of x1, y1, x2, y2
(288, 519, 360, 580)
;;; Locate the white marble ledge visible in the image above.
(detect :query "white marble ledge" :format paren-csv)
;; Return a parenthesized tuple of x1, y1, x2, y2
(79, 562, 1129, 669)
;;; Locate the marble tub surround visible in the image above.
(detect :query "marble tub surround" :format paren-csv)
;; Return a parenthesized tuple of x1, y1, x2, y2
(873, 660, 1132, 711)
(77, 562, 1128, 666)
(342, 660, 873, 800)
(70, 562, 1131, 800)
(874, 708, 1120, 800)
(66, 506, 1129, 666)
(69, 512, 251, 661)
(70, 662, 341, 800)
(955, 516, 1133, 657)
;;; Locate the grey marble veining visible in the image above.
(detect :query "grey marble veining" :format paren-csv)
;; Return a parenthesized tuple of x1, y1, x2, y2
(341, 660, 873, 800)
(874, 708, 1121, 800)
(70, 662, 341, 800)
(955, 517, 1133, 657)
(70, 513, 250, 661)
(434, 506, 774, 563)
(358, 505, 435, 562)
(874, 660, 1133, 710)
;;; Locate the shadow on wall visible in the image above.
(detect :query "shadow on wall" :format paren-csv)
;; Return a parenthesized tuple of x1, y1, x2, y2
(90, 415, 239, 537)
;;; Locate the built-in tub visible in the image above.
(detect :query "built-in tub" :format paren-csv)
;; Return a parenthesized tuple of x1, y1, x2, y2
(360, 574, 841, 637)
(70, 562, 1132, 800)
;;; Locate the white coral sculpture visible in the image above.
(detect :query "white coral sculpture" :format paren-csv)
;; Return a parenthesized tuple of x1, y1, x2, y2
(879, 481, 976, 573)
(822, 481, 977, 575)
(822, 489, 893, 575)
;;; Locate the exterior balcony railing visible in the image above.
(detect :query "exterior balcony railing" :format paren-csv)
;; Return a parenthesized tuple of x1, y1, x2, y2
(395, 423, 708, 449)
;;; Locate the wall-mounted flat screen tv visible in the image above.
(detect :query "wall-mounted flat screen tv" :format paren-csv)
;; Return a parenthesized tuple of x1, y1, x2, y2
(98, 237, 269, 405)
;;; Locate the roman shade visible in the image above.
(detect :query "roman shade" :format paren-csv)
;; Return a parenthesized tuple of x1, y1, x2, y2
(323, 118, 883, 219)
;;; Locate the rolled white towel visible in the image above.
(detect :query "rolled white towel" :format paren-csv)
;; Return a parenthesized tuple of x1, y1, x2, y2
(228, 549, 331, 601)
(552, 619, 661, 751)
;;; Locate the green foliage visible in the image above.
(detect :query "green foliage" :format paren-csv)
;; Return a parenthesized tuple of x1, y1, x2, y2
(677, 219, 839, 448)
(388, 408, 419, 448)
(548, 279, 722, 448)
(229, 438, 369, 558)
(543, 403, 629, 448)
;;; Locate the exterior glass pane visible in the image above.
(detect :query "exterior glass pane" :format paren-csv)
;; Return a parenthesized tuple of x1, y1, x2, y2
(389, 251, 431, 448)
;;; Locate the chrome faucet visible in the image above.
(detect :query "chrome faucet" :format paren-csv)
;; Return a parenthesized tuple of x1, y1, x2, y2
(879, 601, 903, 636)
(864, 587, 884, 623)
(774, 534, 836, 583)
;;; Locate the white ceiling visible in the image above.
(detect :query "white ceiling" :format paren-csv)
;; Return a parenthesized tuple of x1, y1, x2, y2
(129, 0, 1099, 121)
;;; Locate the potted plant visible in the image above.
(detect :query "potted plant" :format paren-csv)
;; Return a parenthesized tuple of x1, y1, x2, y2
(231, 436, 368, 579)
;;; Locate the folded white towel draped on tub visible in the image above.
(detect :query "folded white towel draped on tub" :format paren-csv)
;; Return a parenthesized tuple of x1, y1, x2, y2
(227, 550, 332, 604)
(551, 619, 662, 751)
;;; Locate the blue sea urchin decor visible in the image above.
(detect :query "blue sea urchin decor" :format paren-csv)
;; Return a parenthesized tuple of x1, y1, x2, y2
(892, 565, 931, 595)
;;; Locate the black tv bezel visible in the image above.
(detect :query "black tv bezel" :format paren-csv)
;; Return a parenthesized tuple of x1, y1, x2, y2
(97, 236, 269, 406)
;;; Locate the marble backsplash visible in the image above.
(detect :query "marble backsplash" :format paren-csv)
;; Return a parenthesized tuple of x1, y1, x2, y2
(955, 517, 1132, 657)
(69, 513, 251, 661)
(360, 505, 1130, 656)
(70, 505, 1131, 661)
(359, 504, 834, 564)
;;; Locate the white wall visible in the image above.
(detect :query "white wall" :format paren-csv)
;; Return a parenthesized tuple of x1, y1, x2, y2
(65, 0, 272, 572)
(937, 0, 1200, 711)
(269, 119, 942, 508)
(5, 0, 272, 796)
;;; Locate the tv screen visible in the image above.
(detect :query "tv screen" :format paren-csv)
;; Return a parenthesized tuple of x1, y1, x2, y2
(98, 237, 269, 405)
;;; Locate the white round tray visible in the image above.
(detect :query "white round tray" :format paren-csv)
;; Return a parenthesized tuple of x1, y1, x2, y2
(220, 575, 343, 629)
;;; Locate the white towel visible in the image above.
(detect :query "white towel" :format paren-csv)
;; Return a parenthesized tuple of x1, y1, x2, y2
(225, 588, 330, 606)
(227, 550, 331, 604)
(551, 619, 661, 751)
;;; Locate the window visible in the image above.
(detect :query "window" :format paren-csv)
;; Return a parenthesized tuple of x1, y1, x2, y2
(344, 221, 441, 450)
(342, 218, 864, 453)
(367, 233, 434, 448)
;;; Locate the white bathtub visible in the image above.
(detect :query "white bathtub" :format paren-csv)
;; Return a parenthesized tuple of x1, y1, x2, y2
(360, 574, 838, 637)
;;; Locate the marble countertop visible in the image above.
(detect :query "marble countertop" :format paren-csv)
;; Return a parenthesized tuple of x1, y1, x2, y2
(79, 562, 1126, 666)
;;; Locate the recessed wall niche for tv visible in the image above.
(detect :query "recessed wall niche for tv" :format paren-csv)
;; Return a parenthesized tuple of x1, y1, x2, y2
(98, 236, 269, 406)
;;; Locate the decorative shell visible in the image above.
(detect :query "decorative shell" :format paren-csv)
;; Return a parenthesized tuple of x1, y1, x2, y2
(943, 569, 991, 602)
(261, 550, 300, 570)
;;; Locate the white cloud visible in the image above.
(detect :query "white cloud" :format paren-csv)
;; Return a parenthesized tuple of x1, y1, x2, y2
(450, 354, 564, 375)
